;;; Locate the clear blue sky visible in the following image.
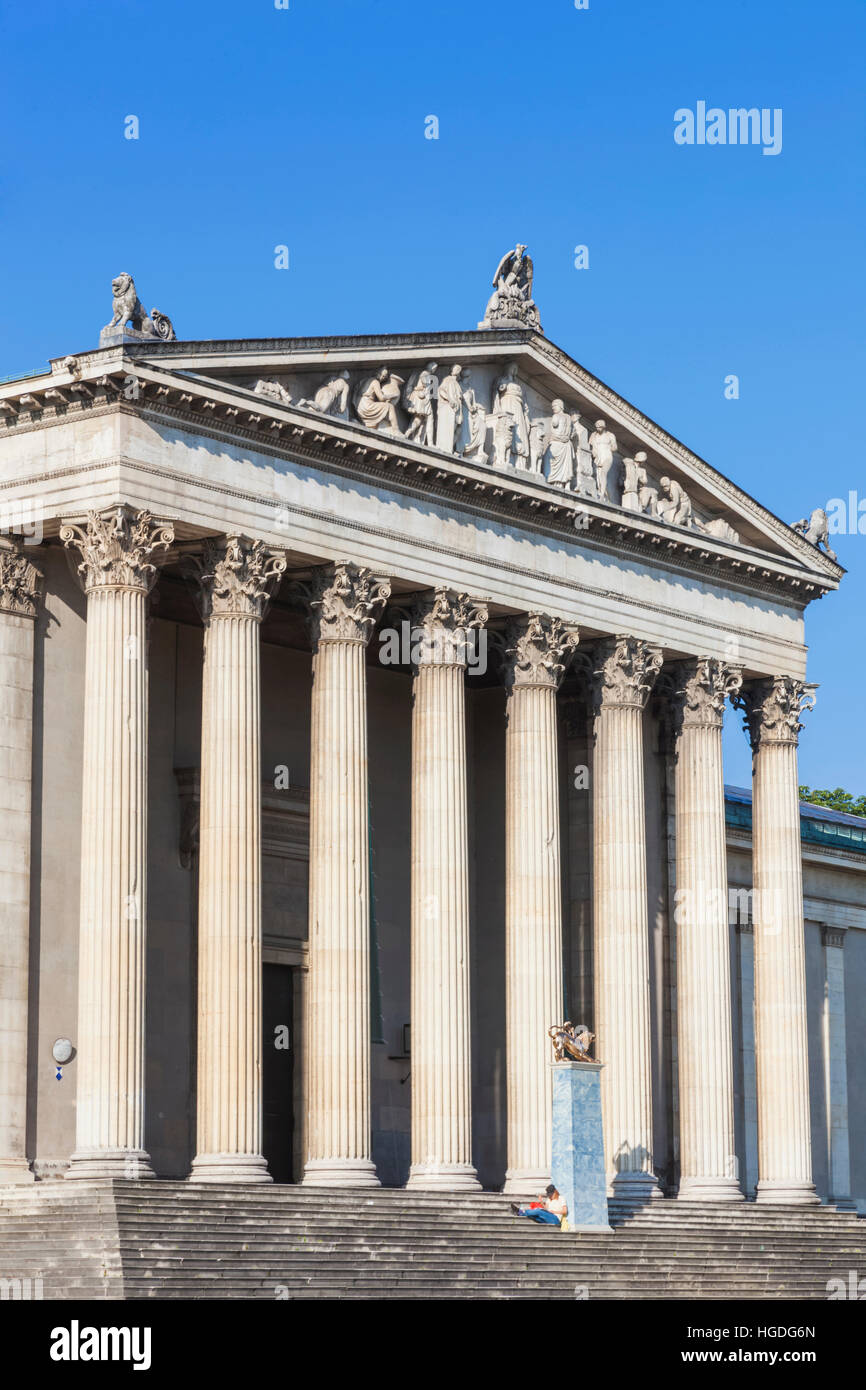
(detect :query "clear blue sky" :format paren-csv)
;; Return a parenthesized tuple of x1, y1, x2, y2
(1, 0, 863, 792)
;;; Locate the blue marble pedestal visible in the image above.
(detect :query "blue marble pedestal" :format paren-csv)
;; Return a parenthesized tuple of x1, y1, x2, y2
(550, 1061, 612, 1231)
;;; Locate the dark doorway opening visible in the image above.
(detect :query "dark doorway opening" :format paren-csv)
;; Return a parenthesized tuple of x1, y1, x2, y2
(262, 962, 294, 1183)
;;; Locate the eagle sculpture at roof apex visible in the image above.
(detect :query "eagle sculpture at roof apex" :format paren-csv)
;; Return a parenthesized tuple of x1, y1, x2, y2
(479, 244, 542, 334)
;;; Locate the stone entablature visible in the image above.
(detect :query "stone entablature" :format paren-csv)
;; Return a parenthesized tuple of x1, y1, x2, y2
(0, 331, 843, 610)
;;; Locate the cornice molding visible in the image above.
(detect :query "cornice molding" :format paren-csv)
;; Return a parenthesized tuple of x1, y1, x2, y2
(0, 354, 841, 601)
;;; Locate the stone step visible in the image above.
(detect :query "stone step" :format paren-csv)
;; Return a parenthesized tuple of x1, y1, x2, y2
(1, 1181, 861, 1300)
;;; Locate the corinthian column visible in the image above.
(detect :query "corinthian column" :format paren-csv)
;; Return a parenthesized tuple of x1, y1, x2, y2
(61, 508, 174, 1179)
(592, 635, 663, 1201)
(502, 613, 578, 1196)
(672, 658, 744, 1201)
(189, 536, 286, 1183)
(0, 544, 41, 1184)
(303, 562, 390, 1187)
(407, 588, 487, 1190)
(736, 677, 819, 1204)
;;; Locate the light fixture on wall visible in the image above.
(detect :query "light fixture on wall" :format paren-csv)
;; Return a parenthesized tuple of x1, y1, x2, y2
(52, 1038, 74, 1081)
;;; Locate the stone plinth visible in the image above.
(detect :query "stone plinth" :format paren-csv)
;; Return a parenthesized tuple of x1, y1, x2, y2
(550, 1061, 611, 1231)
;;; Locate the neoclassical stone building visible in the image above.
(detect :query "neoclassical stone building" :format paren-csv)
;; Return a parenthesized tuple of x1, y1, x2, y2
(0, 261, 861, 1211)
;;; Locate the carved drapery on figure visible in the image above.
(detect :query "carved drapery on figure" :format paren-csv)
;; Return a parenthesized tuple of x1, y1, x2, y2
(435, 365, 464, 454)
(60, 507, 175, 592)
(298, 371, 351, 418)
(592, 635, 664, 711)
(354, 367, 404, 435)
(671, 658, 744, 732)
(503, 613, 578, 692)
(309, 561, 391, 645)
(188, 535, 287, 621)
(734, 676, 818, 750)
(0, 543, 42, 617)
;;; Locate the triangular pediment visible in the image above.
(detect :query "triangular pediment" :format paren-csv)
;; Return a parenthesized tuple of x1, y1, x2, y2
(40, 329, 843, 591)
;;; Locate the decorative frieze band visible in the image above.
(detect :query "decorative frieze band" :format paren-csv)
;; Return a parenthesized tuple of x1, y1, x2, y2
(503, 613, 579, 692)
(591, 634, 663, 712)
(189, 535, 287, 621)
(60, 506, 175, 593)
(0, 541, 42, 618)
(734, 676, 817, 750)
(309, 561, 391, 646)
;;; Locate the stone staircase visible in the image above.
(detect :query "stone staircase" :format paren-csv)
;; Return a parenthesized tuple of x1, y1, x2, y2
(0, 1182, 862, 1300)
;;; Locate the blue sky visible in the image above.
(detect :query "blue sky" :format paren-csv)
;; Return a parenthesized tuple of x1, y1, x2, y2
(1, 0, 864, 791)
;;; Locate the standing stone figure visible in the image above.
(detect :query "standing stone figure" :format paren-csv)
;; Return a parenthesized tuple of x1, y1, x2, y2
(355, 367, 404, 434)
(404, 362, 439, 446)
(621, 455, 641, 512)
(298, 370, 351, 417)
(571, 414, 598, 499)
(529, 417, 548, 475)
(658, 476, 693, 526)
(436, 365, 464, 453)
(492, 362, 530, 469)
(590, 419, 619, 503)
(461, 373, 488, 464)
(546, 400, 575, 488)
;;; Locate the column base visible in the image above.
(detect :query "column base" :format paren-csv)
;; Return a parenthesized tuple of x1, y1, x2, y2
(406, 1162, 481, 1192)
(609, 1171, 664, 1204)
(65, 1149, 155, 1181)
(0, 1159, 35, 1185)
(755, 1179, 820, 1206)
(503, 1167, 551, 1198)
(302, 1158, 380, 1188)
(189, 1153, 272, 1184)
(678, 1175, 744, 1202)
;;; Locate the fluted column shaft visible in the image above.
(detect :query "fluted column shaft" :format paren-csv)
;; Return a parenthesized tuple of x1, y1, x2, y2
(740, 676, 818, 1204)
(407, 589, 486, 1190)
(592, 636, 663, 1201)
(303, 563, 390, 1186)
(61, 509, 174, 1179)
(190, 536, 285, 1183)
(673, 659, 743, 1200)
(503, 614, 577, 1195)
(0, 546, 41, 1184)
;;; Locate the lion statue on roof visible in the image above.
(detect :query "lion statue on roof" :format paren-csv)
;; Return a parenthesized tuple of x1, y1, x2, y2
(103, 273, 176, 341)
(106, 273, 153, 334)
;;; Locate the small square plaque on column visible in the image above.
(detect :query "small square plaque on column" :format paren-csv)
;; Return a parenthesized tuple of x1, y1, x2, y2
(550, 1061, 612, 1231)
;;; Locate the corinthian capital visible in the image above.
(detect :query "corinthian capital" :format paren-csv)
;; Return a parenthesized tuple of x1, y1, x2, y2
(190, 535, 287, 621)
(503, 613, 579, 692)
(60, 507, 175, 593)
(411, 586, 488, 667)
(592, 635, 663, 712)
(309, 562, 391, 646)
(672, 657, 743, 732)
(734, 676, 817, 750)
(0, 541, 42, 618)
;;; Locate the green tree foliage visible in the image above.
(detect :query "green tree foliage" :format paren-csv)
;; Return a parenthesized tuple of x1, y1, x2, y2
(799, 786, 866, 818)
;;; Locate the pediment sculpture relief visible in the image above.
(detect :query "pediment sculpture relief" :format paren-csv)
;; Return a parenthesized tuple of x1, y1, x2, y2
(243, 357, 740, 546)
